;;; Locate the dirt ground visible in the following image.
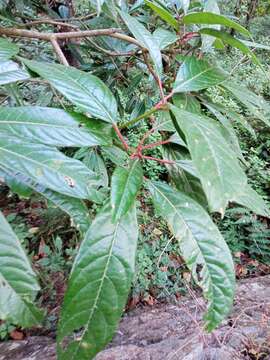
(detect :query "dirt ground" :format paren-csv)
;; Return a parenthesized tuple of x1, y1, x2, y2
(0, 275, 270, 360)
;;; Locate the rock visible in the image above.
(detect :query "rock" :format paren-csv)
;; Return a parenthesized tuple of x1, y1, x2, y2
(1, 275, 270, 360)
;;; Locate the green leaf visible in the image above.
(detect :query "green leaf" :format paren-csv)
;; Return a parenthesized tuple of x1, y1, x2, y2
(57, 202, 138, 360)
(0, 137, 104, 202)
(120, 11, 163, 77)
(101, 145, 129, 166)
(162, 144, 207, 207)
(4, 173, 33, 198)
(0, 60, 29, 85)
(22, 59, 118, 124)
(222, 82, 270, 128)
(0, 210, 44, 327)
(145, 0, 179, 30)
(183, 12, 250, 37)
(152, 28, 178, 50)
(0, 106, 111, 147)
(173, 57, 227, 93)
(170, 105, 248, 215)
(148, 180, 235, 331)
(111, 159, 143, 222)
(0, 38, 19, 61)
(75, 148, 109, 188)
(1, 166, 91, 234)
(199, 29, 260, 66)
(234, 184, 270, 218)
(89, 0, 105, 15)
(202, 100, 246, 163)
(173, 93, 201, 114)
(201, 0, 220, 52)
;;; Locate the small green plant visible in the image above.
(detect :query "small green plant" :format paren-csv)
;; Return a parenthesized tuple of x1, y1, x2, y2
(0, 1, 270, 360)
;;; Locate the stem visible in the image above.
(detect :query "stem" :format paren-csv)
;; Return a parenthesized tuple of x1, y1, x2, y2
(50, 37, 69, 66)
(113, 124, 129, 151)
(142, 51, 165, 102)
(119, 107, 160, 129)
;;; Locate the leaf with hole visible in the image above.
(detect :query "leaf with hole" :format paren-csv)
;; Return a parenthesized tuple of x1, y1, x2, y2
(0, 137, 104, 203)
(0, 106, 111, 147)
(148, 180, 235, 331)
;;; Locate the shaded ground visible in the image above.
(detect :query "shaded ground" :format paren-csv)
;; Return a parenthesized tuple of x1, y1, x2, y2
(1, 275, 270, 360)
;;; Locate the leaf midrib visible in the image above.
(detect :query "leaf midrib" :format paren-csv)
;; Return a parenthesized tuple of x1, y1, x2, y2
(71, 222, 120, 359)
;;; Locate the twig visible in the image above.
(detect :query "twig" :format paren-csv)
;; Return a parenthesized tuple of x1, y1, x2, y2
(140, 155, 174, 164)
(50, 37, 69, 66)
(119, 107, 160, 129)
(20, 19, 79, 29)
(113, 124, 130, 151)
(0, 27, 143, 48)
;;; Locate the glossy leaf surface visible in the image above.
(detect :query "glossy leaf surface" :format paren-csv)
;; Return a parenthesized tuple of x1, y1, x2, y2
(183, 12, 250, 36)
(23, 59, 118, 123)
(173, 57, 226, 93)
(0, 106, 110, 147)
(0, 137, 104, 202)
(0, 60, 29, 85)
(120, 11, 163, 77)
(148, 181, 235, 331)
(111, 160, 143, 222)
(57, 203, 138, 360)
(170, 105, 248, 214)
(0, 210, 44, 327)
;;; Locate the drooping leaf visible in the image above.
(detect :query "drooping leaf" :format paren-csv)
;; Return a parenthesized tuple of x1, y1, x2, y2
(202, 100, 246, 163)
(0, 106, 111, 147)
(199, 29, 260, 66)
(101, 145, 129, 166)
(201, 0, 220, 52)
(1, 166, 91, 234)
(222, 82, 270, 128)
(111, 159, 143, 222)
(57, 202, 138, 360)
(173, 57, 227, 93)
(148, 180, 235, 331)
(145, 0, 179, 30)
(120, 11, 163, 77)
(162, 144, 207, 207)
(75, 148, 109, 188)
(183, 12, 250, 37)
(0, 60, 29, 85)
(152, 28, 178, 50)
(170, 105, 248, 214)
(233, 184, 270, 218)
(0, 210, 44, 327)
(0, 38, 19, 61)
(0, 137, 104, 202)
(22, 59, 118, 124)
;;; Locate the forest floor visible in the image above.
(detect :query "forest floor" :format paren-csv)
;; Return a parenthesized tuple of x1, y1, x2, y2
(1, 274, 270, 360)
